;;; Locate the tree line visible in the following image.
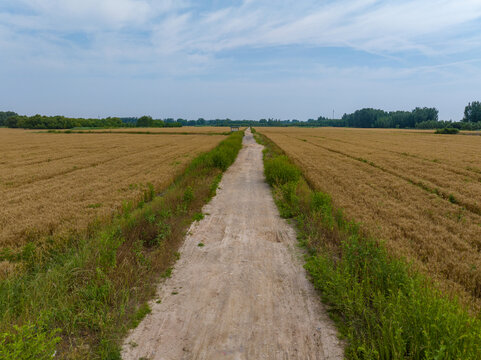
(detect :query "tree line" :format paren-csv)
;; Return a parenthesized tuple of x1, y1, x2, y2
(5, 115, 123, 129)
(338, 102, 481, 129)
(1, 114, 183, 129)
(2, 101, 481, 129)
(340, 107, 439, 128)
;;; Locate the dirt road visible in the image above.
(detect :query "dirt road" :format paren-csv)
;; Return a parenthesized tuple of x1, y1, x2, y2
(122, 129, 343, 360)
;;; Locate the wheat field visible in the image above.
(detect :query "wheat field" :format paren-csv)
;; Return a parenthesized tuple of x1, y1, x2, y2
(64, 126, 230, 134)
(259, 127, 481, 309)
(0, 129, 225, 259)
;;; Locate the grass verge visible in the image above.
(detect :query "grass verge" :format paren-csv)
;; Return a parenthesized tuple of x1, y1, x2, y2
(0, 131, 244, 359)
(254, 129, 481, 360)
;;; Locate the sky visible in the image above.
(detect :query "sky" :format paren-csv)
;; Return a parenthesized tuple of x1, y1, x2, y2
(1, 0, 481, 121)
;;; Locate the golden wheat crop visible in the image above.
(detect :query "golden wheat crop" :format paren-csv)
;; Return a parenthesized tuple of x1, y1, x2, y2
(259, 127, 481, 309)
(72, 126, 230, 134)
(0, 129, 225, 256)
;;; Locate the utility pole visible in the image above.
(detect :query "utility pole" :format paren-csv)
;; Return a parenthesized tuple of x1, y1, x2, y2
(332, 110, 335, 120)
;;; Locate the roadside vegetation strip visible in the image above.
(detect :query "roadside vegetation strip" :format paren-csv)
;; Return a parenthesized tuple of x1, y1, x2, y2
(253, 129, 481, 360)
(0, 131, 244, 359)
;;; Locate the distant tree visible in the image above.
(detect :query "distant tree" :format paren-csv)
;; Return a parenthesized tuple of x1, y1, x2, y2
(137, 115, 153, 127)
(4, 113, 132, 129)
(342, 108, 386, 128)
(120, 117, 138, 126)
(104, 117, 122, 127)
(196, 118, 206, 126)
(6, 115, 20, 128)
(373, 116, 395, 128)
(0, 111, 17, 126)
(463, 101, 481, 123)
(152, 120, 165, 127)
(411, 107, 438, 125)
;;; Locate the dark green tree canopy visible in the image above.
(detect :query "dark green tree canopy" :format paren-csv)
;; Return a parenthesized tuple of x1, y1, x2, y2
(136, 115, 154, 127)
(463, 101, 481, 123)
(0, 111, 17, 126)
(340, 107, 438, 128)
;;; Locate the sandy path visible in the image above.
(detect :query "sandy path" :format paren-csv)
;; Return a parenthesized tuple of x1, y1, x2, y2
(122, 129, 343, 360)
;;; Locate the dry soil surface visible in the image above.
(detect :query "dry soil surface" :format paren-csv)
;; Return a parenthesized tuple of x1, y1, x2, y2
(122, 129, 343, 360)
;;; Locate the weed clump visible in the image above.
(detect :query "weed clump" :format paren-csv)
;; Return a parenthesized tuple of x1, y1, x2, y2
(192, 213, 204, 221)
(183, 186, 194, 203)
(264, 155, 300, 186)
(160, 268, 173, 278)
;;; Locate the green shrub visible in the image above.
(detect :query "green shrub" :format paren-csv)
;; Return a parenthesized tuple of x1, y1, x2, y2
(264, 155, 300, 186)
(185, 131, 243, 173)
(210, 133, 243, 171)
(276, 181, 299, 218)
(435, 128, 459, 134)
(0, 323, 61, 360)
(310, 191, 332, 214)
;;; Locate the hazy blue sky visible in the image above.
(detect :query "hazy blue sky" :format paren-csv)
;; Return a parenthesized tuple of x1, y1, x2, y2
(1, 0, 481, 120)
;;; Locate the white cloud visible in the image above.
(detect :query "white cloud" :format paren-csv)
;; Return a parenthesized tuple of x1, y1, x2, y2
(1, 0, 481, 119)
(170, 0, 481, 56)
(1, 0, 184, 31)
(2, 0, 481, 58)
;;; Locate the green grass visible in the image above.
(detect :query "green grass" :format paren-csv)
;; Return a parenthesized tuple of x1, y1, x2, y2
(0, 130, 244, 359)
(128, 304, 151, 330)
(256, 130, 481, 360)
(0, 324, 61, 360)
(264, 155, 300, 186)
(192, 213, 205, 221)
(160, 267, 173, 279)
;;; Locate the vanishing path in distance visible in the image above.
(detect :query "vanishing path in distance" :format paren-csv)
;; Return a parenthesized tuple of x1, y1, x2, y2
(122, 129, 343, 360)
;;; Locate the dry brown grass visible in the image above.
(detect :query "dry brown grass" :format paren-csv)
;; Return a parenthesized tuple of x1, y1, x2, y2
(258, 127, 481, 309)
(0, 128, 225, 253)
